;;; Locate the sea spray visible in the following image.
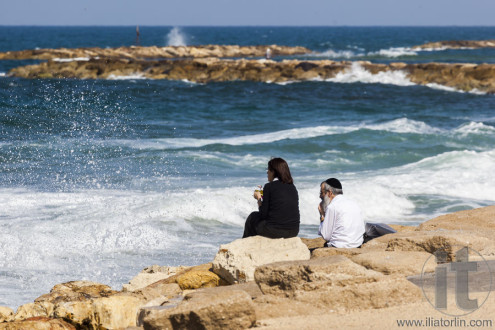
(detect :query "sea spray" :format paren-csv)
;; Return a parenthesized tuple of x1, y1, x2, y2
(167, 27, 187, 46)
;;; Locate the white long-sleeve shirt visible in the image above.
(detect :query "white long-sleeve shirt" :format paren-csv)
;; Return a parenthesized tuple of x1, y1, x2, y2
(318, 194, 365, 248)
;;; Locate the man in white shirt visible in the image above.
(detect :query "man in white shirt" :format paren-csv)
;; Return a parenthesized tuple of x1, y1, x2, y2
(318, 178, 365, 248)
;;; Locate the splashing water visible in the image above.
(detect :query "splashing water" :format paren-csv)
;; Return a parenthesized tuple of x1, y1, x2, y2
(166, 27, 186, 46)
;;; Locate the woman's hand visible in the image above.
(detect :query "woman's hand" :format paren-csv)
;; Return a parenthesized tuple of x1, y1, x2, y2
(254, 191, 262, 201)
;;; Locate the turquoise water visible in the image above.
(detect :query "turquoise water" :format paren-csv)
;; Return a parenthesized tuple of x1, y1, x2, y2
(1, 26, 495, 308)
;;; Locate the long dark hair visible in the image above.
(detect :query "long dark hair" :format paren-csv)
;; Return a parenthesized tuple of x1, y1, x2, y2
(268, 158, 294, 184)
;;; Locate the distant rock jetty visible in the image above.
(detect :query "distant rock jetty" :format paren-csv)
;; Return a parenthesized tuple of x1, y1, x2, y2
(2, 44, 495, 93)
(0, 45, 310, 60)
(7, 58, 495, 94)
(413, 39, 495, 50)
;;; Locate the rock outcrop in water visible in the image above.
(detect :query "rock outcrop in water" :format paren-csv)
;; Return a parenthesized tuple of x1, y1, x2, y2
(3, 44, 495, 93)
(7, 58, 495, 94)
(413, 39, 495, 50)
(0, 45, 310, 60)
(1, 206, 494, 329)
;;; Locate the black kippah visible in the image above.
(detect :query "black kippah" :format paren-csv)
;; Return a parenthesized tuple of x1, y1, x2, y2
(325, 178, 342, 189)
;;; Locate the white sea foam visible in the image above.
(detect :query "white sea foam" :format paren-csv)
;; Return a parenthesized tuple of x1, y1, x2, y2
(107, 73, 147, 80)
(326, 62, 416, 86)
(0, 72, 5, 77)
(53, 57, 90, 62)
(368, 47, 418, 57)
(425, 83, 487, 95)
(313, 49, 359, 58)
(418, 47, 474, 52)
(454, 121, 495, 135)
(367, 118, 443, 134)
(167, 27, 187, 46)
(371, 149, 495, 203)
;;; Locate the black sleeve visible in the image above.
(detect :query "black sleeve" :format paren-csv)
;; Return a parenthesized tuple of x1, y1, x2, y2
(259, 182, 270, 220)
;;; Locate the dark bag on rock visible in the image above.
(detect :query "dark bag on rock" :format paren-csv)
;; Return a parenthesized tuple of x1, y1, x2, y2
(363, 222, 397, 244)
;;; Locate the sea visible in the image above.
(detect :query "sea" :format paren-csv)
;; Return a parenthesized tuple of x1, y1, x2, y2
(1, 26, 495, 309)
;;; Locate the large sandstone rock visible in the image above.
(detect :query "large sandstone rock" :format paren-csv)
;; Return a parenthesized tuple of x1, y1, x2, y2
(364, 230, 495, 260)
(123, 265, 188, 292)
(91, 295, 143, 329)
(350, 251, 436, 276)
(139, 289, 256, 330)
(175, 270, 221, 290)
(311, 247, 363, 259)
(35, 281, 116, 305)
(299, 237, 326, 250)
(0, 307, 14, 323)
(0, 317, 75, 330)
(212, 236, 310, 284)
(418, 205, 495, 232)
(14, 302, 53, 321)
(254, 255, 423, 311)
(13, 279, 182, 329)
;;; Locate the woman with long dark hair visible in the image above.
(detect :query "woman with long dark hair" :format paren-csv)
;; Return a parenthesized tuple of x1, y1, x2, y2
(243, 157, 300, 238)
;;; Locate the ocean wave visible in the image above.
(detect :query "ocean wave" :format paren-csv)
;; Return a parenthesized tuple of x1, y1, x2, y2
(110, 125, 356, 149)
(107, 118, 489, 150)
(454, 121, 495, 135)
(322, 63, 486, 95)
(373, 149, 495, 202)
(366, 118, 443, 134)
(0, 72, 5, 77)
(326, 62, 416, 86)
(312, 46, 417, 59)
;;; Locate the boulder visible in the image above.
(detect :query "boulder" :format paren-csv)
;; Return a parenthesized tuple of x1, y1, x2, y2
(0, 317, 75, 330)
(254, 255, 423, 311)
(212, 236, 310, 284)
(139, 289, 256, 330)
(418, 205, 495, 232)
(0, 307, 14, 323)
(35, 281, 116, 305)
(365, 230, 495, 260)
(176, 270, 221, 290)
(311, 247, 363, 259)
(91, 295, 143, 329)
(14, 302, 53, 321)
(52, 301, 94, 328)
(350, 251, 436, 276)
(123, 265, 188, 292)
(299, 237, 326, 250)
(129, 282, 182, 304)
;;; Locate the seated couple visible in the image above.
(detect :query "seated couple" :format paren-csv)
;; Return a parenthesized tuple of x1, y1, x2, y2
(243, 158, 364, 248)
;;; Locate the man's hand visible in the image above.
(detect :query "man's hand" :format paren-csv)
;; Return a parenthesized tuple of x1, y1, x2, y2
(318, 202, 325, 222)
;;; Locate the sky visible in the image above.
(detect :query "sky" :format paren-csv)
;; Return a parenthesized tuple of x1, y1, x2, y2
(1, 0, 494, 26)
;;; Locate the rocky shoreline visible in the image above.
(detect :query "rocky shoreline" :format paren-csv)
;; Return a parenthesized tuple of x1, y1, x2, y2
(2, 44, 495, 93)
(0, 45, 310, 60)
(1, 205, 494, 329)
(5, 58, 495, 94)
(413, 39, 495, 50)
